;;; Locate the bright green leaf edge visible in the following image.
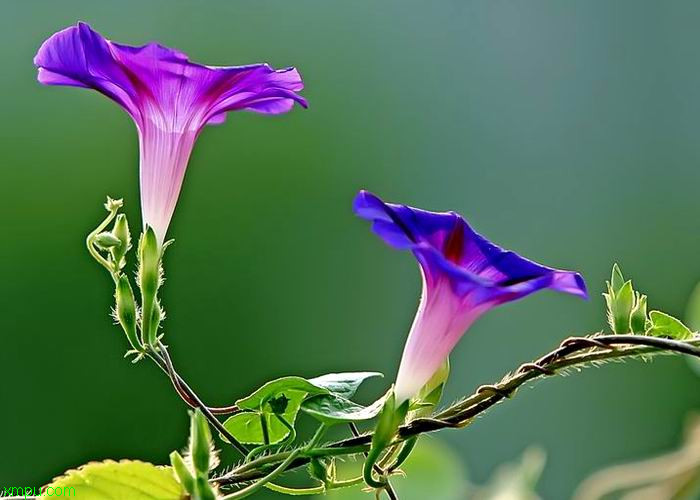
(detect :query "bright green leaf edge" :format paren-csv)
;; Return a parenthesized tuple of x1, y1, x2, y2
(41, 460, 185, 500)
(301, 393, 388, 424)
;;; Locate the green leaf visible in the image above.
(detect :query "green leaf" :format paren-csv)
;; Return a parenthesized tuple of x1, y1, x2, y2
(308, 372, 383, 399)
(610, 263, 625, 294)
(301, 393, 388, 425)
(236, 372, 383, 411)
(646, 311, 694, 340)
(230, 372, 384, 441)
(223, 389, 306, 444)
(236, 376, 328, 411)
(41, 460, 185, 499)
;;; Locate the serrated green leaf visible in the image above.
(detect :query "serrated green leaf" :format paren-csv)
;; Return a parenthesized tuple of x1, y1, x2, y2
(41, 460, 185, 499)
(236, 376, 328, 411)
(630, 293, 648, 334)
(646, 311, 694, 340)
(307, 372, 383, 399)
(224, 389, 305, 444)
(610, 264, 625, 295)
(301, 393, 387, 424)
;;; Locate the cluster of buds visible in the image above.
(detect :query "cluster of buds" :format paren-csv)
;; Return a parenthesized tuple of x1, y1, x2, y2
(86, 197, 165, 354)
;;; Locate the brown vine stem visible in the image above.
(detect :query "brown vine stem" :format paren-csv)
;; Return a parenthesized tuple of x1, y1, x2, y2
(148, 343, 248, 456)
(148, 348, 241, 415)
(215, 333, 700, 488)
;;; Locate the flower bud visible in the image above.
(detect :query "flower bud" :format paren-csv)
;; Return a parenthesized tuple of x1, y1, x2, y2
(94, 232, 122, 250)
(110, 214, 131, 266)
(138, 227, 161, 345)
(190, 409, 212, 476)
(115, 275, 140, 350)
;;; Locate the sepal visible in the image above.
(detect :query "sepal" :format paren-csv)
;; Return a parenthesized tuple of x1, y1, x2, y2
(169, 451, 194, 493)
(363, 390, 408, 488)
(409, 359, 449, 419)
(138, 226, 162, 346)
(371, 391, 408, 452)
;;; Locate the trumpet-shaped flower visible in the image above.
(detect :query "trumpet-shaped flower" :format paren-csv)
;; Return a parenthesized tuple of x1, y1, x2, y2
(354, 191, 587, 403)
(35, 22, 307, 243)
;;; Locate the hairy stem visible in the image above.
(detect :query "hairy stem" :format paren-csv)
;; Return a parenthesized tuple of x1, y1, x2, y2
(222, 426, 328, 499)
(350, 423, 398, 499)
(215, 334, 700, 487)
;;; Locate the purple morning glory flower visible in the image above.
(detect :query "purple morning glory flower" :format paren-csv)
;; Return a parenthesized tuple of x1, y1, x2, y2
(354, 191, 587, 403)
(34, 22, 307, 244)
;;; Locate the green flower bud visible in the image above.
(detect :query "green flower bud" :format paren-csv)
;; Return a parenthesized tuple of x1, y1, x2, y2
(610, 263, 625, 295)
(138, 227, 161, 346)
(603, 265, 635, 334)
(94, 232, 122, 250)
(110, 214, 131, 266)
(115, 275, 140, 350)
(169, 451, 194, 494)
(190, 409, 212, 476)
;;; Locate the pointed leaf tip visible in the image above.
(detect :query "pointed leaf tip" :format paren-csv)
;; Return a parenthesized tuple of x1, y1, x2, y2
(611, 263, 625, 294)
(646, 311, 693, 340)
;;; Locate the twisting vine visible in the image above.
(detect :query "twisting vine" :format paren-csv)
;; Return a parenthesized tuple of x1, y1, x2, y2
(211, 334, 700, 489)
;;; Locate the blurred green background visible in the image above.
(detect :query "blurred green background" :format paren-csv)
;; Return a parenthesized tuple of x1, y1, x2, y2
(3, 0, 700, 498)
